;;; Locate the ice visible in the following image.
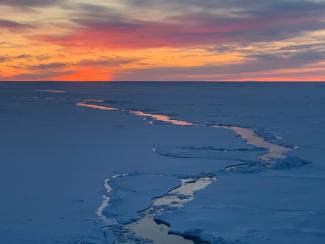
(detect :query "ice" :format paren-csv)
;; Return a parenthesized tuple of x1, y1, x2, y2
(0, 82, 324, 244)
(75, 101, 292, 163)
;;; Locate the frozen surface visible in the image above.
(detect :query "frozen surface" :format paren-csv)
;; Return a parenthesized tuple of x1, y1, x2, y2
(0, 82, 324, 244)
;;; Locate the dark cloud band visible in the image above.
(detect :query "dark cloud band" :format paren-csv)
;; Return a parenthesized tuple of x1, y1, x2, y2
(0, 0, 61, 7)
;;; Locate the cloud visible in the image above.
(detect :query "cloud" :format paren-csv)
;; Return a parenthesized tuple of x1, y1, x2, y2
(7, 62, 67, 71)
(0, 19, 30, 30)
(115, 50, 325, 81)
(0, 70, 74, 81)
(64, 2, 120, 16)
(38, 3, 325, 50)
(29, 62, 66, 70)
(0, 55, 32, 63)
(78, 58, 137, 67)
(123, 0, 325, 14)
(0, 56, 8, 63)
(1, 0, 325, 81)
(15, 54, 32, 59)
(0, 0, 61, 7)
(0, 54, 50, 65)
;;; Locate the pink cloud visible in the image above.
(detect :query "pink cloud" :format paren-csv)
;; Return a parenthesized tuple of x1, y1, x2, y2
(38, 13, 324, 49)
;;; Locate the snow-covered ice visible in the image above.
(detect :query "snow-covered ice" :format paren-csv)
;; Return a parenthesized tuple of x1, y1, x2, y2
(0, 82, 324, 244)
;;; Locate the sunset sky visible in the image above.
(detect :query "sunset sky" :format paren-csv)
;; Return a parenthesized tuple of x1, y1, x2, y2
(0, 0, 325, 81)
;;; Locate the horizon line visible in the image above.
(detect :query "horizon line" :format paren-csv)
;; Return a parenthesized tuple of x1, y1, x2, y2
(1, 80, 325, 83)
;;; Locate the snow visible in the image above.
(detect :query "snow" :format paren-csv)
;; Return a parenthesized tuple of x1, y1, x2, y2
(0, 82, 324, 244)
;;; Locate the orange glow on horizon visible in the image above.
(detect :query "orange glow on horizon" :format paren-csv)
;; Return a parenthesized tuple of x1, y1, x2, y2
(0, 1, 324, 81)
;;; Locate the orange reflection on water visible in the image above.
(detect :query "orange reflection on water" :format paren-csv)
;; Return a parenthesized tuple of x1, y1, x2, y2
(76, 103, 119, 111)
(130, 111, 194, 126)
(221, 126, 290, 161)
(76, 102, 291, 161)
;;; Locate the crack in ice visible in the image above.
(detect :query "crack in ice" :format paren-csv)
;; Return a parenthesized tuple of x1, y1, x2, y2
(77, 102, 292, 162)
(76, 102, 296, 243)
(126, 176, 216, 244)
(96, 175, 127, 226)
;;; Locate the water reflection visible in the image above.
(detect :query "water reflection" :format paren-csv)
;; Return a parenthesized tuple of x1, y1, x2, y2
(127, 216, 193, 244)
(130, 111, 194, 126)
(76, 102, 294, 243)
(76, 102, 291, 162)
(219, 126, 290, 161)
(126, 176, 215, 244)
(76, 102, 118, 111)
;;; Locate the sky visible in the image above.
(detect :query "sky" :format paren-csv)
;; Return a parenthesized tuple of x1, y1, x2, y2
(0, 0, 325, 81)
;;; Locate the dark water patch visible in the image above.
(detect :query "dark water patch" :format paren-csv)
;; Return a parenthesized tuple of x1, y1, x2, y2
(127, 215, 194, 244)
(103, 99, 129, 105)
(224, 156, 311, 174)
(81, 99, 105, 103)
(270, 156, 311, 170)
(154, 147, 263, 162)
(104, 175, 217, 243)
(156, 151, 256, 162)
(169, 228, 211, 244)
(224, 162, 268, 174)
(168, 228, 251, 244)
